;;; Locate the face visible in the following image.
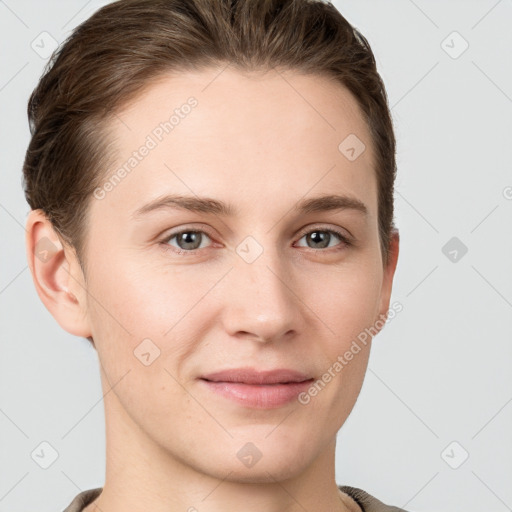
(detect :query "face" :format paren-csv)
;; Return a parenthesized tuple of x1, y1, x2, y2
(77, 66, 397, 483)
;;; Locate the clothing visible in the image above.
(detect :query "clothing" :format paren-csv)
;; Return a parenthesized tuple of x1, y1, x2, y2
(338, 486, 408, 511)
(62, 485, 408, 512)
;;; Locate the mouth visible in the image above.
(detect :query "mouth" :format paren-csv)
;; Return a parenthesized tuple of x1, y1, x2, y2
(198, 368, 314, 408)
(200, 367, 313, 385)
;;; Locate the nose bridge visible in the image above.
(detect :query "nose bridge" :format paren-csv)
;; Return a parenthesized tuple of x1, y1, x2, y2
(223, 235, 301, 341)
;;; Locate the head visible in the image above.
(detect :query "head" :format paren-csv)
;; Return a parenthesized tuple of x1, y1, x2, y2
(24, 0, 399, 485)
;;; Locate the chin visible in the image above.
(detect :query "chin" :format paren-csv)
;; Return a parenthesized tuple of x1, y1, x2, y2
(191, 436, 315, 484)
(207, 457, 310, 485)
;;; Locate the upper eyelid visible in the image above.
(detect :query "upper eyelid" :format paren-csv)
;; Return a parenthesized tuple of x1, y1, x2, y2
(296, 224, 351, 238)
(162, 225, 214, 241)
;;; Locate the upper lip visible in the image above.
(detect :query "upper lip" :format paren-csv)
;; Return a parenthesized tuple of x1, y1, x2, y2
(200, 367, 313, 385)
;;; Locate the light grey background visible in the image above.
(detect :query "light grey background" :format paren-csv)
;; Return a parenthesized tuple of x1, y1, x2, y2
(1, 1, 511, 511)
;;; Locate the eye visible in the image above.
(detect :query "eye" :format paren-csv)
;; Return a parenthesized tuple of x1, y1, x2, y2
(295, 227, 352, 251)
(161, 229, 213, 255)
(160, 226, 352, 255)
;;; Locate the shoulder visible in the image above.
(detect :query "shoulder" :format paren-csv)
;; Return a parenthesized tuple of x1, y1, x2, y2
(62, 488, 102, 512)
(339, 485, 410, 512)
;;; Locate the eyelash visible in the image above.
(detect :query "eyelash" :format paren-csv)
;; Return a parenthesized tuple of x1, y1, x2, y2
(160, 226, 352, 256)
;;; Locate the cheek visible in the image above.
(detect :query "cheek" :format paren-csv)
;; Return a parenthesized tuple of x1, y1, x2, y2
(85, 256, 215, 379)
(309, 262, 383, 351)
(85, 262, 191, 427)
(87, 254, 190, 337)
(297, 267, 380, 430)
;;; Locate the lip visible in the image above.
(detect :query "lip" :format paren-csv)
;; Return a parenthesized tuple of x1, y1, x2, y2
(200, 367, 312, 384)
(199, 367, 314, 409)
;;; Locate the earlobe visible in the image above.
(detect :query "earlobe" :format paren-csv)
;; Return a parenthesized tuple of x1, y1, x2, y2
(25, 209, 92, 338)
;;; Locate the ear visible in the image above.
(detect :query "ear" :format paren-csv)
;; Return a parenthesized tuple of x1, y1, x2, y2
(378, 228, 400, 320)
(25, 209, 92, 338)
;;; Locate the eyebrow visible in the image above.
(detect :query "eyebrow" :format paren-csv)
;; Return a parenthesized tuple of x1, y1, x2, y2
(131, 193, 368, 219)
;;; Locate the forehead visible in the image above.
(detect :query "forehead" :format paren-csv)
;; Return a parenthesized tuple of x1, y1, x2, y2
(95, 66, 376, 221)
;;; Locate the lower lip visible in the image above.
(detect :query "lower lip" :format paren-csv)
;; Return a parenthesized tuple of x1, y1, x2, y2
(199, 379, 314, 409)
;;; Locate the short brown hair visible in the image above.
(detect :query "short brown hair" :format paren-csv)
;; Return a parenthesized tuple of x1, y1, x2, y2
(23, 0, 397, 277)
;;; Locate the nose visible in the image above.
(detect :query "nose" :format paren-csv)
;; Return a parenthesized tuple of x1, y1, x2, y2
(220, 243, 305, 344)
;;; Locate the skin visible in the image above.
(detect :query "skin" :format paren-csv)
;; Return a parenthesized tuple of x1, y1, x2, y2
(26, 65, 399, 512)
